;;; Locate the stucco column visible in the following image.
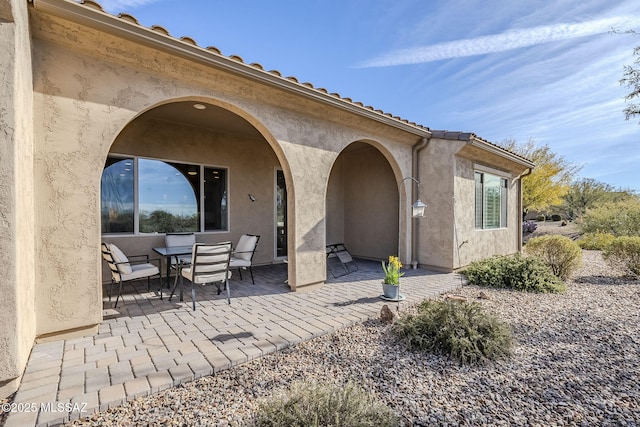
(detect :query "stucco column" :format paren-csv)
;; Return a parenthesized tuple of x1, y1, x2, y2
(0, 0, 36, 397)
(280, 141, 334, 290)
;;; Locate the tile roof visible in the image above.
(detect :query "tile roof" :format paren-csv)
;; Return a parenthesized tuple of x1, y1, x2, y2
(40, 0, 530, 165)
(66, 0, 431, 134)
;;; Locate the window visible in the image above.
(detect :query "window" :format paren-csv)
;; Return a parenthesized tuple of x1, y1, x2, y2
(101, 155, 227, 234)
(475, 171, 508, 229)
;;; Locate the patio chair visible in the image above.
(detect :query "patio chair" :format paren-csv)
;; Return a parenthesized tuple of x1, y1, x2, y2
(165, 232, 196, 285)
(230, 234, 260, 284)
(101, 243, 162, 308)
(171, 242, 233, 310)
(326, 243, 358, 278)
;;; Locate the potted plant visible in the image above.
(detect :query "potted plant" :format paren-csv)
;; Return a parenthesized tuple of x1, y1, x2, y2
(381, 256, 404, 299)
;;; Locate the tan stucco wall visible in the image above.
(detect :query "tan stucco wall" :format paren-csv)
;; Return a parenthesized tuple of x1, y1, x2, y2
(416, 138, 526, 271)
(416, 139, 460, 269)
(453, 158, 522, 267)
(28, 7, 417, 337)
(326, 142, 400, 260)
(0, 0, 36, 395)
(343, 144, 399, 260)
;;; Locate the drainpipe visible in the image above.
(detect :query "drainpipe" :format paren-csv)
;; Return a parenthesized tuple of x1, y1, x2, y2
(517, 167, 532, 251)
(411, 136, 430, 269)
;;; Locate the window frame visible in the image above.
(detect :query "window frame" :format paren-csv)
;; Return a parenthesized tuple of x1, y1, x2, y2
(474, 168, 509, 230)
(101, 154, 229, 235)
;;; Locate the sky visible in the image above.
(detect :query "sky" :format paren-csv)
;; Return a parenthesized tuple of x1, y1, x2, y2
(96, 0, 640, 191)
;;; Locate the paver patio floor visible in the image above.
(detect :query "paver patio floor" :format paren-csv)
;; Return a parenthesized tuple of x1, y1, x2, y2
(4, 260, 462, 426)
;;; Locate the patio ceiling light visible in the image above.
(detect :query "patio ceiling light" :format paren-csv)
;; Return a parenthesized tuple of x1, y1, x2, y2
(193, 103, 206, 110)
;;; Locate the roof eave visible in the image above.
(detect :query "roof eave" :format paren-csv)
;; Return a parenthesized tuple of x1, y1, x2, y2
(430, 130, 534, 168)
(469, 137, 535, 169)
(31, 0, 432, 138)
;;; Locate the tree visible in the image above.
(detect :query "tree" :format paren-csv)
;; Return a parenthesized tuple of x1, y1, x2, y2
(499, 138, 580, 219)
(619, 29, 640, 124)
(563, 178, 639, 220)
(562, 178, 615, 220)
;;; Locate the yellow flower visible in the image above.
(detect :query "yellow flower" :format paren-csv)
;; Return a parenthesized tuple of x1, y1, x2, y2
(382, 255, 405, 285)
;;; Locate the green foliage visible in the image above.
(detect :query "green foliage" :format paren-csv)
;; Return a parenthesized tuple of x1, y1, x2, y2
(392, 300, 512, 365)
(139, 210, 198, 233)
(461, 254, 566, 293)
(500, 138, 580, 217)
(251, 382, 398, 427)
(603, 236, 640, 277)
(525, 235, 583, 280)
(578, 232, 616, 250)
(381, 256, 404, 285)
(581, 199, 640, 237)
(561, 178, 637, 220)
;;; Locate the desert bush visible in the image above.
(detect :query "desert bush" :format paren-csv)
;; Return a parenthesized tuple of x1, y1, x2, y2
(525, 235, 582, 280)
(251, 381, 398, 427)
(551, 214, 562, 221)
(536, 215, 546, 222)
(581, 199, 640, 237)
(461, 254, 566, 293)
(392, 300, 512, 365)
(603, 236, 640, 277)
(578, 232, 615, 250)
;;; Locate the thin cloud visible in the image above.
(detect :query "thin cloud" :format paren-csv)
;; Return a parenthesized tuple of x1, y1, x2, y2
(359, 16, 640, 67)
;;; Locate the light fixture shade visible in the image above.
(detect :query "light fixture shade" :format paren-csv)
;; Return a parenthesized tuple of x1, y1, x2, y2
(411, 199, 427, 217)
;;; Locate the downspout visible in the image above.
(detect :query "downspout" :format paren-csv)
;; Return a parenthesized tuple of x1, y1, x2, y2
(411, 136, 430, 269)
(517, 168, 532, 252)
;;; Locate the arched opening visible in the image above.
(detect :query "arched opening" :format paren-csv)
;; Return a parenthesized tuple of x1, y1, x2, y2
(326, 141, 400, 261)
(100, 100, 290, 278)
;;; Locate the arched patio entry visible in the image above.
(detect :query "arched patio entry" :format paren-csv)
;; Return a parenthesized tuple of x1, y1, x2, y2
(100, 98, 292, 274)
(326, 141, 400, 262)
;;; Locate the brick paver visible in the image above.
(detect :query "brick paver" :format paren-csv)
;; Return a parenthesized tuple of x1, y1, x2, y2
(5, 260, 461, 426)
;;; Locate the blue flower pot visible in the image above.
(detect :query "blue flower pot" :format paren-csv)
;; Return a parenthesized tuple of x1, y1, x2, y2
(382, 283, 400, 299)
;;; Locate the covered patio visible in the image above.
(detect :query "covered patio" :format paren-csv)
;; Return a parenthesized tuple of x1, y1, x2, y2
(5, 262, 462, 427)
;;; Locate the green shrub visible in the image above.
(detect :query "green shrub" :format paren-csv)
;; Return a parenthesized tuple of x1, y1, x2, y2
(461, 254, 566, 293)
(392, 300, 512, 365)
(536, 215, 546, 222)
(578, 232, 616, 250)
(251, 382, 398, 427)
(551, 214, 562, 221)
(603, 236, 640, 277)
(581, 199, 640, 237)
(525, 235, 582, 280)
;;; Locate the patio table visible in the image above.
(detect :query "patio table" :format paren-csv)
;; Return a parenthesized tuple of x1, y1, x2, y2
(153, 245, 193, 301)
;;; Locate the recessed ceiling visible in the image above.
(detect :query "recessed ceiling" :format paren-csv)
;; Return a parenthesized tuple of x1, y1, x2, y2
(143, 101, 263, 138)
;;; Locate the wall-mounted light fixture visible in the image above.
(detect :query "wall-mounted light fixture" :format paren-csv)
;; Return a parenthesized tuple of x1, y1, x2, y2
(399, 176, 427, 272)
(248, 194, 256, 202)
(399, 177, 427, 218)
(412, 199, 427, 218)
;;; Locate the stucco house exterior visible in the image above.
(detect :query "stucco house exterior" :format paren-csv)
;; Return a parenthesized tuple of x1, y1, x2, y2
(0, 0, 533, 396)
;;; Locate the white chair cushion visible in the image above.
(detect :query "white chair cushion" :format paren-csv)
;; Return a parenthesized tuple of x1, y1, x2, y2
(109, 244, 132, 274)
(181, 266, 231, 284)
(165, 233, 196, 248)
(119, 263, 159, 281)
(234, 235, 257, 261)
(229, 256, 251, 268)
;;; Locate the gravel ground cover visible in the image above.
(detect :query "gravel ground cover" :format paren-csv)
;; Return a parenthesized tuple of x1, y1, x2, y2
(62, 242, 639, 426)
